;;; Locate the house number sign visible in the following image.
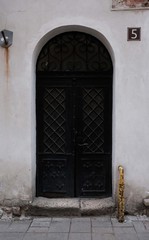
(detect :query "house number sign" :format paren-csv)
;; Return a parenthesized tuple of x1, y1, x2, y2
(127, 28, 141, 41)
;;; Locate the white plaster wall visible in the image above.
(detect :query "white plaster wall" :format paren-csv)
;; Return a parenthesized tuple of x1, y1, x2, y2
(0, 0, 149, 211)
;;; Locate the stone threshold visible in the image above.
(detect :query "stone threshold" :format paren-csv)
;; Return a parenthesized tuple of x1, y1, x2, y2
(27, 197, 115, 217)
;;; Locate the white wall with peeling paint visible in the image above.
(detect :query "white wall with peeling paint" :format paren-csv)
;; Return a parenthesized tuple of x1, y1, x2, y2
(0, 0, 149, 212)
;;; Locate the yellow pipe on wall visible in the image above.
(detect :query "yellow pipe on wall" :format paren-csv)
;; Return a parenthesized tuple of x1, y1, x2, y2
(118, 165, 125, 222)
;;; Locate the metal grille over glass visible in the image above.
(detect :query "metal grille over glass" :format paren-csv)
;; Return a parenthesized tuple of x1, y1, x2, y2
(37, 32, 112, 73)
(42, 88, 66, 154)
(82, 88, 104, 153)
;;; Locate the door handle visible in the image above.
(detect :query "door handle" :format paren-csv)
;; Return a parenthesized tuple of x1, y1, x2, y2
(78, 143, 88, 147)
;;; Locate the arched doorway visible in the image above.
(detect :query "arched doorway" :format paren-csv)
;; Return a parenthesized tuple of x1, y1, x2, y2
(36, 31, 113, 198)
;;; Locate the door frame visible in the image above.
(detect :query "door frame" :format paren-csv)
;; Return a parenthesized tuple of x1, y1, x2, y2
(36, 30, 113, 198)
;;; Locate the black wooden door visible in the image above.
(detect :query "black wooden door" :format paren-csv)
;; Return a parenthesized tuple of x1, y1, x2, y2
(75, 77, 112, 196)
(36, 75, 112, 197)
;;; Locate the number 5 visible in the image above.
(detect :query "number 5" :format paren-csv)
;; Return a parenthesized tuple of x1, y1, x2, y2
(131, 29, 137, 39)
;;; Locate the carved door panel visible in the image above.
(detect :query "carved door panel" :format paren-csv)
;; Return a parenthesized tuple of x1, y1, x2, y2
(36, 76, 112, 197)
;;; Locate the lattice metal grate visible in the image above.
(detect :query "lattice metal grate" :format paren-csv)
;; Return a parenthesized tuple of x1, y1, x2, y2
(82, 88, 104, 153)
(42, 88, 66, 153)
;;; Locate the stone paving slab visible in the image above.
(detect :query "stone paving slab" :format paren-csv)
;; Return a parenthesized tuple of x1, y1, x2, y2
(33, 218, 52, 222)
(137, 233, 149, 240)
(49, 219, 70, 232)
(92, 233, 116, 240)
(0, 221, 11, 232)
(71, 217, 90, 222)
(92, 220, 112, 227)
(111, 217, 133, 227)
(113, 227, 136, 234)
(0, 232, 24, 240)
(0, 216, 148, 239)
(92, 216, 111, 221)
(70, 221, 91, 232)
(47, 233, 68, 240)
(28, 226, 49, 233)
(133, 221, 146, 233)
(92, 226, 113, 234)
(143, 221, 149, 231)
(69, 233, 91, 240)
(8, 221, 31, 233)
(31, 220, 50, 227)
(23, 233, 47, 240)
(115, 233, 139, 240)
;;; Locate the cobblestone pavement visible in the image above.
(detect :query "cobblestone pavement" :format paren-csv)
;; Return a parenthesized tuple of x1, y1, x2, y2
(0, 216, 149, 240)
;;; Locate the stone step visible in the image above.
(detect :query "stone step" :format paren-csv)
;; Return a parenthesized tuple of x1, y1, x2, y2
(27, 197, 115, 217)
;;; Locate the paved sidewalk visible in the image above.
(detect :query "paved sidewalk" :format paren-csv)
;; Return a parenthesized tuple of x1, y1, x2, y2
(0, 216, 149, 240)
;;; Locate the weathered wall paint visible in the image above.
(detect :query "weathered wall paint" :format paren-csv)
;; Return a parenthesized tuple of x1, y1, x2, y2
(112, 0, 149, 8)
(0, 0, 149, 213)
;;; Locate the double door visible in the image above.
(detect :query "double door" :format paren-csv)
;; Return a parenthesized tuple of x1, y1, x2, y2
(36, 75, 112, 197)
